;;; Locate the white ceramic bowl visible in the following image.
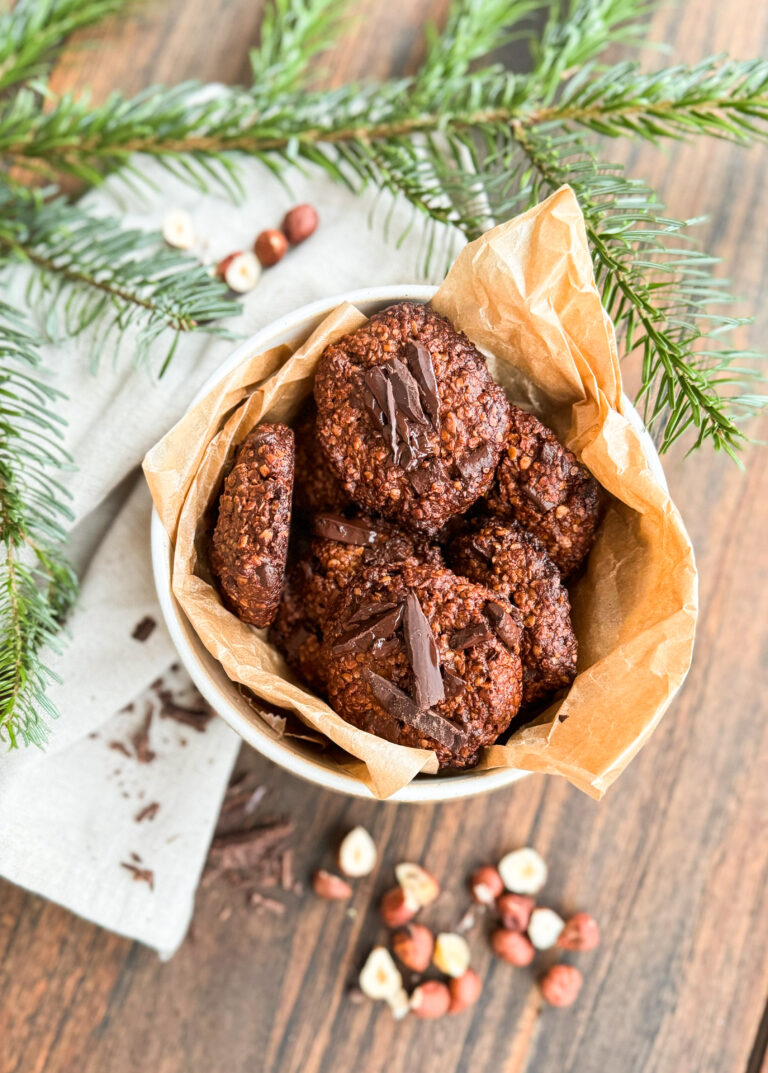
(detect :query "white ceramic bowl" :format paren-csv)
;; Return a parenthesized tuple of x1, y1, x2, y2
(151, 285, 666, 802)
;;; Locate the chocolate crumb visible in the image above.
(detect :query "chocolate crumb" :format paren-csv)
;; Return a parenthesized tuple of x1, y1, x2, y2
(558, 712, 569, 723)
(207, 821, 294, 872)
(134, 802, 160, 823)
(121, 861, 155, 890)
(248, 890, 285, 915)
(131, 615, 156, 642)
(132, 708, 155, 764)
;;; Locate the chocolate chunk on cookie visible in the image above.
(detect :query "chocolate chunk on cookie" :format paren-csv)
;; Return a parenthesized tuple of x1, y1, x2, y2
(313, 302, 510, 535)
(324, 560, 523, 769)
(211, 423, 294, 628)
(451, 519, 577, 705)
(487, 405, 601, 577)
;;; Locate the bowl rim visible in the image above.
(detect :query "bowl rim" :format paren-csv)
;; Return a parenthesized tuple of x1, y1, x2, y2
(150, 284, 666, 803)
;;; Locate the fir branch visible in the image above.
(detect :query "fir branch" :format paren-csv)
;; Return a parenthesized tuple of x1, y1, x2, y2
(507, 125, 764, 455)
(0, 188, 238, 370)
(251, 0, 352, 94)
(0, 301, 76, 748)
(0, 0, 131, 94)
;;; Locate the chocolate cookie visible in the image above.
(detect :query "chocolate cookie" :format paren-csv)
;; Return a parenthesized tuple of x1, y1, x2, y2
(451, 519, 577, 705)
(270, 514, 441, 693)
(210, 423, 293, 628)
(269, 567, 327, 695)
(313, 302, 510, 535)
(488, 405, 601, 576)
(292, 403, 350, 517)
(324, 561, 523, 769)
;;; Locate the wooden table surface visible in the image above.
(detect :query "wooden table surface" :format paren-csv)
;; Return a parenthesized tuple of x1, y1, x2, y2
(2, 2, 767, 1072)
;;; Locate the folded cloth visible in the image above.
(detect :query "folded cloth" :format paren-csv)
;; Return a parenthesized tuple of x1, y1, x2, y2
(0, 156, 461, 956)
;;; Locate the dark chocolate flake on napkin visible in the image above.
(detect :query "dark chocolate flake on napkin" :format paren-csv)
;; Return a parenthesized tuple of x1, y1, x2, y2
(362, 668, 464, 750)
(403, 591, 444, 709)
(313, 513, 379, 546)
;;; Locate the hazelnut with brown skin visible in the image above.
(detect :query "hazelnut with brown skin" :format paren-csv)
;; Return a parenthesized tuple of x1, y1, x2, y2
(448, 969, 483, 1014)
(558, 912, 600, 952)
(469, 865, 504, 906)
(392, 924, 434, 972)
(254, 228, 288, 267)
(491, 928, 535, 966)
(410, 980, 451, 1019)
(539, 964, 583, 1007)
(496, 892, 535, 932)
(283, 203, 319, 244)
(312, 870, 353, 900)
(380, 886, 418, 928)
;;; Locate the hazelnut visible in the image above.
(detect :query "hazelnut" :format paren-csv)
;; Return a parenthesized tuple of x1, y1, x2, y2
(558, 912, 600, 952)
(433, 932, 471, 978)
(282, 203, 318, 245)
(469, 865, 504, 906)
(386, 987, 411, 1020)
(358, 946, 403, 1000)
(448, 969, 483, 1014)
(491, 928, 535, 966)
(254, 228, 288, 267)
(393, 924, 434, 972)
(410, 980, 451, 1020)
(527, 907, 565, 950)
(161, 208, 195, 250)
(498, 847, 548, 895)
(395, 862, 440, 907)
(216, 251, 261, 293)
(539, 963, 583, 1007)
(337, 826, 377, 877)
(311, 869, 352, 901)
(380, 886, 418, 927)
(496, 892, 535, 932)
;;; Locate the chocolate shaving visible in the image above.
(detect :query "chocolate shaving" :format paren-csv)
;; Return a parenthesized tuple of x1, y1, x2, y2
(120, 861, 155, 890)
(134, 802, 160, 823)
(405, 339, 440, 429)
(131, 708, 155, 764)
(484, 601, 520, 650)
(313, 513, 379, 546)
(131, 615, 156, 642)
(108, 741, 131, 758)
(248, 890, 285, 915)
(522, 483, 559, 513)
(442, 669, 467, 698)
(208, 820, 294, 872)
(362, 668, 464, 750)
(332, 603, 405, 655)
(156, 688, 213, 732)
(403, 591, 443, 709)
(450, 623, 493, 650)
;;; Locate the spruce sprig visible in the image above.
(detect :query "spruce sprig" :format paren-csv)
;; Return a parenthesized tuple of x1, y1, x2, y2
(0, 301, 77, 748)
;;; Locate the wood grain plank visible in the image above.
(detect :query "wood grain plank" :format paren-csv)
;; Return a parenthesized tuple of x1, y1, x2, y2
(2, 1, 768, 1072)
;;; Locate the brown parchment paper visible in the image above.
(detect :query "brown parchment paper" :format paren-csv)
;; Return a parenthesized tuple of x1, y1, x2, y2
(144, 185, 698, 800)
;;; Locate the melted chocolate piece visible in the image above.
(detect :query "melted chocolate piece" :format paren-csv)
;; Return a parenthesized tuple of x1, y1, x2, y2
(389, 357, 429, 428)
(449, 623, 493, 651)
(484, 600, 520, 650)
(332, 604, 405, 655)
(371, 635, 399, 658)
(403, 591, 444, 710)
(362, 668, 464, 750)
(405, 339, 440, 430)
(313, 513, 379, 546)
(521, 484, 559, 513)
(442, 669, 466, 698)
(363, 359, 437, 473)
(348, 599, 399, 625)
(456, 442, 494, 481)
